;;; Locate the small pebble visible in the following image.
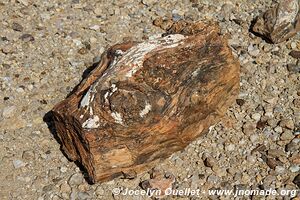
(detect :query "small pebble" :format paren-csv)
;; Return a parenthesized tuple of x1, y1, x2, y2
(68, 173, 83, 186)
(236, 98, 245, 106)
(73, 39, 82, 46)
(274, 126, 283, 133)
(93, 56, 101, 64)
(225, 144, 235, 151)
(94, 6, 102, 15)
(60, 181, 71, 193)
(287, 63, 300, 73)
(207, 174, 219, 184)
(52, 195, 61, 200)
(2, 106, 16, 118)
(19, 34, 34, 42)
(250, 134, 259, 143)
(280, 119, 295, 130)
(286, 138, 300, 152)
(275, 166, 285, 174)
(293, 174, 300, 187)
(202, 154, 217, 168)
(251, 113, 261, 121)
(2, 64, 11, 69)
(12, 22, 23, 32)
(257, 120, 267, 129)
(267, 149, 286, 158)
(78, 192, 90, 200)
(78, 47, 88, 54)
(266, 158, 279, 170)
(18, 0, 29, 6)
(172, 13, 183, 23)
(248, 44, 260, 57)
(243, 122, 256, 135)
(16, 87, 25, 93)
(281, 130, 295, 141)
(22, 150, 35, 160)
(70, 189, 78, 200)
(267, 119, 277, 128)
(60, 166, 68, 173)
(89, 25, 100, 30)
(212, 166, 227, 177)
(42, 184, 53, 192)
(13, 159, 25, 169)
(289, 165, 300, 173)
(294, 98, 300, 107)
(247, 155, 256, 163)
(90, 37, 97, 44)
(95, 186, 105, 196)
(291, 42, 297, 49)
(289, 50, 300, 58)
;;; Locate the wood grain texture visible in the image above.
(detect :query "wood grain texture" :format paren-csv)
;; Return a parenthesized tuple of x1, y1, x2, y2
(252, 0, 300, 43)
(52, 21, 240, 183)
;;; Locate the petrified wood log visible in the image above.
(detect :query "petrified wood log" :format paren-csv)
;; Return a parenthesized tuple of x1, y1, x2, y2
(52, 21, 240, 183)
(252, 0, 300, 43)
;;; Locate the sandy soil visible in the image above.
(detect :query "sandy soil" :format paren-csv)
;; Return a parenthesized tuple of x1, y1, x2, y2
(0, 0, 299, 199)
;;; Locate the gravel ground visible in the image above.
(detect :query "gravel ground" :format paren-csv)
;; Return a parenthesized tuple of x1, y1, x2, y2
(0, 0, 299, 199)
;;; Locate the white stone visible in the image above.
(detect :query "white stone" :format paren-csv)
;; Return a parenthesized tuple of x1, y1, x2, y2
(68, 173, 83, 186)
(90, 37, 97, 44)
(13, 159, 25, 168)
(248, 44, 260, 57)
(225, 144, 235, 151)
(94, 6, 102, 15)
(73, 39, 82, 46)
(289, 165, 300, 173)
(18, 0, 29, 6)
(251, 113, 261, 121)
(60, 166, 68, 173)
(274, 126, 283, 133)
(250, 134, 258, 143)
(16, 87, 24, 93)
(2, 106, 16, 118)
(89, 25, 100, 30)
(291, 42, 297, 49)
(275, 166, 285, 174)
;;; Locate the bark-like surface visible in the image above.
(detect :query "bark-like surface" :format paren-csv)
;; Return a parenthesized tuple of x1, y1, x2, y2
(52, 21, 240, 183)
(252, 0, 300, 43)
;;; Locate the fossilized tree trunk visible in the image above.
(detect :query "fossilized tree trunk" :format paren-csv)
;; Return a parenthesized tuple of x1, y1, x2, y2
(252, 0, 300, 43)
(52, 21, 240, 183)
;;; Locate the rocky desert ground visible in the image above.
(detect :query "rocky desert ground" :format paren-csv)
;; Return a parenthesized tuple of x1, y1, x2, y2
(0, 0, 299, 199)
